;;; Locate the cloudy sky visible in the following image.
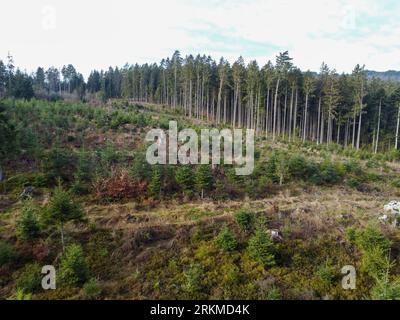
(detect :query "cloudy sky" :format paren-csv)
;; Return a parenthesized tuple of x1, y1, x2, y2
(1, 0, 400, 77)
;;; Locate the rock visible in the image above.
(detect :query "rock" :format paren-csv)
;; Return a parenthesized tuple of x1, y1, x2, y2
(380, 201, 400, 227)
(268, 229, 283, 242)
(384, 201, 400, 214)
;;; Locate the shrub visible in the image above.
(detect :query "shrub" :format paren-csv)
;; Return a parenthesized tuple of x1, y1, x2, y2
(44, 147, 77, 182)
(16, 200, 41, 242)
(130, 152, 152, 182)
(316, 263, 335, 286)
(288, 154, 309, 179)
(184, 263, 204, 295)
(371, 275, 400, 300)
(350, 225, 391, 277)
(195, 165, 214, 198)
(234, 210, 255, 232)
(45, 184, 84, 250)
(266, 286, 282, 300)
(344, 160, 363, 175)
(347, 178, 361, 189)
(7, 288, 32, 300)
(175, 166, 194, 196)
(247, 228, 275, 268)
(216, 226, 237, 252)
(0, 241, 16, 266)
(320, 160, 343, 185)
(148, 166, 162, 198)
(265, 153, 279, 183)
(83, 278, 102, 299)
(59, 244, 89, 287)
(14, 263, 42, 293)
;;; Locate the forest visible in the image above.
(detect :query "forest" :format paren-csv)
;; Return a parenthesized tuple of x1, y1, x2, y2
(2, 51, 400, 154)
(2, 51, 400, 300)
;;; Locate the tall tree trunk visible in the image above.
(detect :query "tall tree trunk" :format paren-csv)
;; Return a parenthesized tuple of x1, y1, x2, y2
(265, 87, 270, 137)
(303, 93, 309, 142)
(273, 78, 280, 142)
(375, 99, 382, 154)
(317, 97, 321, 144)
(60, 222, 65, 252)
(395, 103, 400, 150)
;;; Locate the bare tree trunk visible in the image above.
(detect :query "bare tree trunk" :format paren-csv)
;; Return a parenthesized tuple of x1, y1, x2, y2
(273, 78, 280, 142)
(375, 99, 382, 154)
(317, 97, 321, 144)
(352, 108, 356, 148)
(396, 103, 400, 150)
(303, 93, 309, 142)
(60, 222, 65, 252)
(356, 104, 362, 150)
(265, 87, 270, 137)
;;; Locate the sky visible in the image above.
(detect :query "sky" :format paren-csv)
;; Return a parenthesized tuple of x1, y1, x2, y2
(1, 0, 400, 78)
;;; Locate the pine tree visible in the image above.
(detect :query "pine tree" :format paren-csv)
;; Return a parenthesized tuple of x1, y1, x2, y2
(149, 166, 162, 198)
(16, 200, 41, 242)
(248, 228, 275, 268)
(175, 165, 194, 197)
(45, 184, 84, 251)
(195, 165, 214, 199)
(59, 244, 89, 287)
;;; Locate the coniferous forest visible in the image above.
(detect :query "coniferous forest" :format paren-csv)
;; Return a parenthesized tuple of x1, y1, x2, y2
(2, 47, 400, 302)
(2, 51, 400, 153)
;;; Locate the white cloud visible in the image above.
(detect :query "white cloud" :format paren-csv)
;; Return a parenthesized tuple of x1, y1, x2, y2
(1, 0, 399, 76)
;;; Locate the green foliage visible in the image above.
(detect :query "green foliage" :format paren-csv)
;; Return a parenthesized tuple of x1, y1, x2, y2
(45, 184, 84, 226)
(130, 152, 151, 182)
(184, 263, 204, 296)
(319, 160, 344, 185)
(265, 287, 282, 300)
(45, 184, 84, 249)
(0, 241, 16, 266)
(175, 165, 194, 196)
(349, 225, 395, 298)
(234, 210, 256, 232)
(275, 152, 289, 185)
(73, 148, 93, 193)
(265, 153, 279, 183)
(371, 275, 400, 300)
(315, 262, 335, 286)
(247, 228, 275, 268)
(148, 166, 162, 198)
(44, 146, 77, 182)
(59, 244, 89, 287)
(86, 231, 113, 279)
(16, 200, 41, 242)
(7, 289, 32, 300)
(0, 101, 15, 158)
(83, 278, 102, 299)
(216, 226, 237, 252)
(351, 225, 391, 255)
(195, 165, 214, 198)
(288, 154, 310, 179)
(14, 263, 42, 293)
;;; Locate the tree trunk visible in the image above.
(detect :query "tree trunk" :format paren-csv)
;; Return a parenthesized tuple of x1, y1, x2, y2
(396, 103, 400, 150)
(303, 93, 309, 142)
(60, 222, 65, 252)
(273, 78, 280, 142)
(375, 99, 382, 154)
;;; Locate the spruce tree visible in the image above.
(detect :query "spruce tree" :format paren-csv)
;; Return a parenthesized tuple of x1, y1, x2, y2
(16, 200, 41, 242)
(175, 165, 194, 197)
(149, 166, 162, 198)
(195, 165, 214, 198)
(45, 184, 84, 251)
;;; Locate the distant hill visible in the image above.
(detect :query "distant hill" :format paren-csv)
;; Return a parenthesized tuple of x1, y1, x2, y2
(366, 70, 400, 81)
